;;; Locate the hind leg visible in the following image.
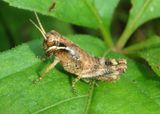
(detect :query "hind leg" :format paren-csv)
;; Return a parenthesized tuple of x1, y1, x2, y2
(96, 75, 119, 82)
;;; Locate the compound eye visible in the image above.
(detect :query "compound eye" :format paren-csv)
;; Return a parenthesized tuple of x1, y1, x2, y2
(105, 60, 112, 65)
(59, 42, 66, 47)
(105, 59, 118, 66)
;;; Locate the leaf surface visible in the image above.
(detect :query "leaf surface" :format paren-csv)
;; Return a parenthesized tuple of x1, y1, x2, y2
(0, 35, 160, 114)
(139, 48, 160, 77)
(3, 0, 119, 29)
(129, 0, 160, 30)
(137, 36, 160, 77)
(117, 0, 160, 48)
(124, 36, 160, 77)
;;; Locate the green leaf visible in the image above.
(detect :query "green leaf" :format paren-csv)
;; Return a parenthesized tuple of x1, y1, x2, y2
(3, 0, 119, 29)
(54, 0, 120, 29)
(136, 36, 160, 76)
(0, 1, 74, 47)
(3, 0, 119, 47)
(124, 35, 160, 77)
(139, 48, 160, 77)
(117, 0, 160, 49)
(129, 0, 160, 29)
(1, 35, 160, 114)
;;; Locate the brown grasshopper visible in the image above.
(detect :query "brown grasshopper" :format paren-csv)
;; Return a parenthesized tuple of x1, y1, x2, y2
(30, 13, 127, 91)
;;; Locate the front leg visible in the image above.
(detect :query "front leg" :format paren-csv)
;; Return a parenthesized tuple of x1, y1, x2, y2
(96, 75, 119, 82)
(33, 57, 60, 83)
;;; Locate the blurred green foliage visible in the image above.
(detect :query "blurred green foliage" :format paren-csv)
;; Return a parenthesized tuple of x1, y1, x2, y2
(1, 0, 160, 52)
(0, 1, 74, 52)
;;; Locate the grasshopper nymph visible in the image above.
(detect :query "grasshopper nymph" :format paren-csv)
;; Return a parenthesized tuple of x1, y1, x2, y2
(30, 12, 127, 92)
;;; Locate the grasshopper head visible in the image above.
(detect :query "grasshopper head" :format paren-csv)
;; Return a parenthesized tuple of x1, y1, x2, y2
(30, 12, 62, 56)
(43, 30, 61, 50)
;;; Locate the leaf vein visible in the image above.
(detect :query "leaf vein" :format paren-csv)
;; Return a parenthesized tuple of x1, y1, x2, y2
(32, 94, 88, 114)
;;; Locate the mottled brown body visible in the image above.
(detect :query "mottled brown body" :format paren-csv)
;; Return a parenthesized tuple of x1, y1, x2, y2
(44, 31, 127, 82)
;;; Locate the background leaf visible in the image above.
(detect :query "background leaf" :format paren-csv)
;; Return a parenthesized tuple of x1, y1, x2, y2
(3, 0, 120, 47)
(123, 35, 160, 77)
(0, 1, 74, 52)
(0, 35, 160, 114)
(117, 0, 160, 49)
(3, 0, 119, 29)
(129, 0, 160, 30)
(139, 48, 160, 77)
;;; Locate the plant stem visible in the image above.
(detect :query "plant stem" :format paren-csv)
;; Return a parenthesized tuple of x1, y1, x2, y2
(33, 95, 88, 114)
(84, 0, 113, 48)
(116, 24, 133, 50)
(123, 36, 160, 53)
(83, 82, 95, 114)
(123, 42, 148, 53)
(116, 0, 151, 50)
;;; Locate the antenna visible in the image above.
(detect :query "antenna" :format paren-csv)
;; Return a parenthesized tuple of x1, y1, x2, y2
(34, 12, 46, 35)
(29, 12, 47, 40)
